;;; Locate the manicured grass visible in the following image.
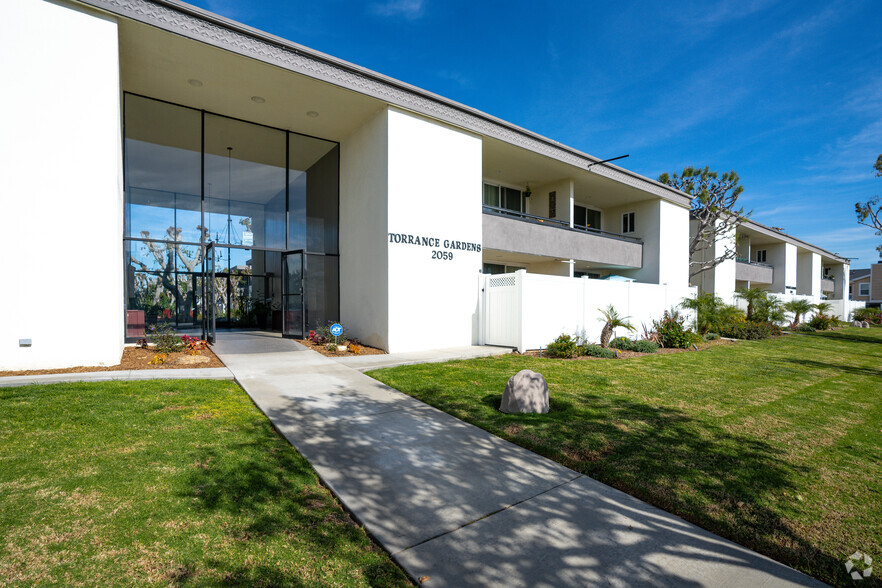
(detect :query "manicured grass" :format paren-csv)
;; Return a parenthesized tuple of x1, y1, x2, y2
(368, 328, 882, 587)
(0, 380, 411, 587)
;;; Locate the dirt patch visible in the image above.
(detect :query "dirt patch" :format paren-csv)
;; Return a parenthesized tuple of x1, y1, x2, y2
(519, 337, 735, 360)
(294, 338, 386, 357)
(0, 346, 225, 377)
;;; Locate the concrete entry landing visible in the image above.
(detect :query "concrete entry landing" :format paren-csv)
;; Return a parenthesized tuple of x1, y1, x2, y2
(213, 331, 824, 587)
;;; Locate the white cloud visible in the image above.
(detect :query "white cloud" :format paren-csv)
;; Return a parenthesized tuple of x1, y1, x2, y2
(676, 0, 777, 28)
(799, 226, 879, 245)
(369, 0, 425, 20)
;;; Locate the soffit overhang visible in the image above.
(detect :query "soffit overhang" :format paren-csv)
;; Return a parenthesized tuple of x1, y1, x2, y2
(76, 0, 692, 208)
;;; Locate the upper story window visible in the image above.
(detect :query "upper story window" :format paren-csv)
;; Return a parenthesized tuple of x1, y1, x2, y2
(859, 282, 870, 296)
(622, 211, 635, 233)
(574, 205, 601, 230)
(484, 183, 524, 213)
(756, 249, 767, 263)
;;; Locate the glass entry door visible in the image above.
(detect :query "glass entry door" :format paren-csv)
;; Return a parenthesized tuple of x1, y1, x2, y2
(282, 251, 304, 338)
(202, 242, 216, 343)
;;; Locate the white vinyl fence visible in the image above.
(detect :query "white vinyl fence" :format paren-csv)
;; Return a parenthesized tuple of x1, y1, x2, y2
(729, 292, 865, 322)
(479, 270, 697, 352)
(827, 298, 865, 321)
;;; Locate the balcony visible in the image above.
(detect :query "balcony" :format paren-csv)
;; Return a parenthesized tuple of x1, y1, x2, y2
(735, 257, 773, 284)
(482, 206, 642, 268)
(821, 277, 835, 292)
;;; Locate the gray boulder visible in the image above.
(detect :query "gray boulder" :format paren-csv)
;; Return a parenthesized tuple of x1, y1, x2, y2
(862, 321, 871, 328)
(851, 321, 863, 327)
(500, 369, 549, 414)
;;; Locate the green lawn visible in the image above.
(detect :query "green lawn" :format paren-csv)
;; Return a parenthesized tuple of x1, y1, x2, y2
(368, 328, 882, 587)
(0, 380, 411, 587)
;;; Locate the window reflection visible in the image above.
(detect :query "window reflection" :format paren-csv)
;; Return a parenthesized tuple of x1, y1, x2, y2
(123, 94, 340, 334)
(204, 114, 286, 249)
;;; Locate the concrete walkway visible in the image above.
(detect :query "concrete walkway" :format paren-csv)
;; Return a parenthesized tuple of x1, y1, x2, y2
(0, 367, 233, 388)
(213, 331, 822, 587)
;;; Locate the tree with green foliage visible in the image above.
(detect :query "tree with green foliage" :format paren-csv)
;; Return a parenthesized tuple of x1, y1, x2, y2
(658, 166, 750, 279)
(783, 299, 815, 325)
(598, 305, 635, 348)
(814, 301, 833, 316)
(854, 154, 882, 254)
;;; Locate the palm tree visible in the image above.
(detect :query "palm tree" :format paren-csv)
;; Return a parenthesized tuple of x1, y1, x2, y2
(735, 287, 768, 320)
(680, 293, 745, 334)
(814, 301, 832, 316)
(598, 305, 635, 348)
(783, 299, 814, 325)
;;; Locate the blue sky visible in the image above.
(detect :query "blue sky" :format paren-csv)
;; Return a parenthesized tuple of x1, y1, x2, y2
(194, 0, 881, 266)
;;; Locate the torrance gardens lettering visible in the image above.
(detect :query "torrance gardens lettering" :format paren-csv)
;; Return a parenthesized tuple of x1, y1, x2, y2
(388, 232, 481, 261)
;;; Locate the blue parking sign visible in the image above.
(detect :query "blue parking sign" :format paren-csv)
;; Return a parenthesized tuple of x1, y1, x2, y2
(330, 323, 343, 337)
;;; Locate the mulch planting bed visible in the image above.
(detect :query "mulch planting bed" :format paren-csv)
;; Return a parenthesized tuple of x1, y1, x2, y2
(295, 338, 386, 357)
(0, 346, 225, 377)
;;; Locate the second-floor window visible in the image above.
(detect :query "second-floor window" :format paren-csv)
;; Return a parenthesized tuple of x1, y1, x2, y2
(574, 205, 601, 230)
(622, 212, 635, 233)
(859, 283, 870, 296)
(483, 183, 524, 213)
(756, 249, 767, 263)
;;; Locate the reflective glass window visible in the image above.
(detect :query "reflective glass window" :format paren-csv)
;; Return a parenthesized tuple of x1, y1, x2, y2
(124, 96, 202, 242)
(204, 114, 287, 249)
(289, 134, 338, 253)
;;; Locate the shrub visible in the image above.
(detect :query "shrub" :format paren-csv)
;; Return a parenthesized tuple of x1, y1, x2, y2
(610, 337, 659, 353)
(680, 293, 745, 334)
(316, 320, 348, 344)
(854, 307, 882, 324)
(631, 340, 660, 353)
(704, 332, 720, 341)
(610, 336, 632, 349)
(721, 320, 781, 340)
(807, 314, 834, 331)
(653, 310, 695, 349)
(545, 334, 579, 358)
(148, 323, 185, 354)
(148, 353, 167, 365)
(578, 344, 618, 359)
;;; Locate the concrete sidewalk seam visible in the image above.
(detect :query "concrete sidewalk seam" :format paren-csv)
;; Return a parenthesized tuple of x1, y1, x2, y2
(392, 472, 585, 555)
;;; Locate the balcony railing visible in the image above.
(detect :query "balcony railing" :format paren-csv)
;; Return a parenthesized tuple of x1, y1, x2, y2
(482, 205, 642, 244)
(735, 256, 774, 269)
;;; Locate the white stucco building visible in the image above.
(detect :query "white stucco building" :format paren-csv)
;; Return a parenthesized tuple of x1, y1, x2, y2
(691, 219, 858, 320)
(0, 0, 857, 370)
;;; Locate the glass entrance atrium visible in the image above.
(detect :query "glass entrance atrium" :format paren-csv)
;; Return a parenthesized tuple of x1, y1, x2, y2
(123, 94, 339, 337)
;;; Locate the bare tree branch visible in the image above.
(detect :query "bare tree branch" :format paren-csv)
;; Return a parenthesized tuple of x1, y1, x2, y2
(658, 166, 750, 279)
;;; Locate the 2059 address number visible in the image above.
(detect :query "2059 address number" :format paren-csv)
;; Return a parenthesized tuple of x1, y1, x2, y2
(432, 250, 454, 261)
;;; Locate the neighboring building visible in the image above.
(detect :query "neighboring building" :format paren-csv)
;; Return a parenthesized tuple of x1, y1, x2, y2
(2, 0, 692, 370)
(690, 219, 859, 320)
(850, 264, 882, 307)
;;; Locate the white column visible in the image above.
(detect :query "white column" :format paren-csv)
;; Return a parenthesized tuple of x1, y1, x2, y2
(0, 1, 123, 370)
(386, 108, 483, 352)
